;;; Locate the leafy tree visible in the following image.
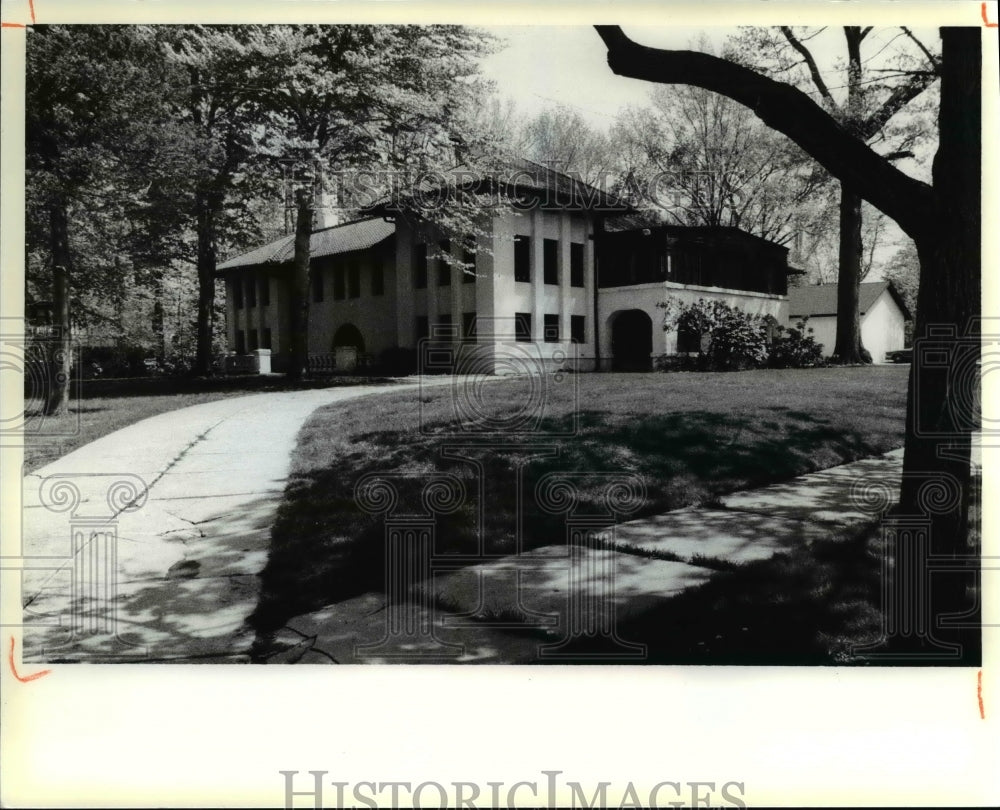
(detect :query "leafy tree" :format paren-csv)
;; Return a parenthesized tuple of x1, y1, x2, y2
(613, 83, 826, 244)
(245, 25, 496, 377)
(26, 25, 183, 411)
(729, 26, 939, 363)
(160, 25, 289, 376)
(596, 26, 980, 623)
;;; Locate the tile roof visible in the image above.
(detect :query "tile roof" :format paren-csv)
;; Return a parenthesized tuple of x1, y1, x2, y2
(217, 217, 394, 272)
(787, 281, 911, 319)
(364, 156, 630, 214)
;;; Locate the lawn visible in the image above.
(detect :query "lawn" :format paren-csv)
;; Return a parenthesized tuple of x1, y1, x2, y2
(21, 374, 401, 474)
(253, 365, 913, 646)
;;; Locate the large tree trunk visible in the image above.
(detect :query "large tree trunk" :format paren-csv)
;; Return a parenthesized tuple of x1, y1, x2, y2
(832, 186, 869, 363)
(44, 202, 72, 416)
(194, 189, 217, 376)
(899, 27, 980, 602)
(287, 189, 312, 380)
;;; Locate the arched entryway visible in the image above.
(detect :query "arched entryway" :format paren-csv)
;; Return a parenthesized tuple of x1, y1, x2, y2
(332, 323, 365, 353)
(610, 309, 653, 372)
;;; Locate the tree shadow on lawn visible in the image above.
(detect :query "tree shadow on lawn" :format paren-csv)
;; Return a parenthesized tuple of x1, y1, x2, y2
(547, 526, 981, 666)
(251, 407, 904, 636)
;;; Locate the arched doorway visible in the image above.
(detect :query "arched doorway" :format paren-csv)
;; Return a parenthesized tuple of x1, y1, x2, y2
(610, 309, 653, 372)
(332, 323, 365, 353)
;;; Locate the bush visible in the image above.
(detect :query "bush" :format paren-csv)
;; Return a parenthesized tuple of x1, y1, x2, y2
(768, 318, 826, 369)
(659, 300, 826, 372)
(662, 298, 770, 371)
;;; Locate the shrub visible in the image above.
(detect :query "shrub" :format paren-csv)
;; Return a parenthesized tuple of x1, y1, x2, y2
(768, 318, 826, 369)
(660, 297, 770, 371)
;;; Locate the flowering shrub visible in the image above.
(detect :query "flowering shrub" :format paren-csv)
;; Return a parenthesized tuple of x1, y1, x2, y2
(768, 318, 826, 368)
(657, 298, 825, 371)
(659, 297, 770, 371)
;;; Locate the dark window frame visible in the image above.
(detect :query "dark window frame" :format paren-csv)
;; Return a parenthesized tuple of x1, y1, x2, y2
(462, 311, 477, 341)
(515, 312, 532, 343)
(415, 315, 430, 343)
(414, 243, 428, 289)
(543, 239, 559, 285)
(347, 261, 361, 299)
(312, 268, 325, 303)
(438, 240, 451, 287)
(332, 265, 345, 300)
(514, 236, 531, 283)
(543, 313, 559, 343)
(570, 243, 585, 288)
(570, 314, 585, 344)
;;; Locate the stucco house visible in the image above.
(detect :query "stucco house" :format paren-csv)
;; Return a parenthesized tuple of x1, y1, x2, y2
(786, 280, 911, 362)
(217, 161, 803, 374)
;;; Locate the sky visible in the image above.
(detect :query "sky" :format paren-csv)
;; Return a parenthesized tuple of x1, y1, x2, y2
(476, 25, 942, 269)
(479, 25, 941, 132)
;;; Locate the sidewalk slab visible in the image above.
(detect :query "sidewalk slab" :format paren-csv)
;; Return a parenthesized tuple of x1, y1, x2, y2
(717, 454, 902, 526)
(611, 507, 835, 564)
(279, 592, 548, 664)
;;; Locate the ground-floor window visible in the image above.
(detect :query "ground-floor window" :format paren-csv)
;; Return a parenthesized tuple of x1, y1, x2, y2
(262, 327, 272, 350)
(235, 329, 246, 355)
(676, 323, 702, 353)
(313, 269, 325, 303)
(463, 311, 476, 340)
(515, 312, 532, 342)
(544, 313, 559, 342)
(571, 314, 585, 344)
(416, 315, 430, 342)
(248, 329, 259, 352)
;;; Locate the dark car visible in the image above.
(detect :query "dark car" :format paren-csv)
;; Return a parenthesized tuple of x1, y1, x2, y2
(886, 348, 913, 364)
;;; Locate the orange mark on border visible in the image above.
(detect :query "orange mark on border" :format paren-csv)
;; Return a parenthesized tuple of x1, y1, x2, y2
(978, 670, 985, 719)
(8, 636, 50, 683)
(28, 0, 35, 24)
(1, 22, 26, 28)
(984, 3, 998, 26)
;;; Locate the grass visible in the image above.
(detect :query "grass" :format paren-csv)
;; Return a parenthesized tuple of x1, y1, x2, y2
(252, 365, 912, 644)
(21, 374, 403, 474)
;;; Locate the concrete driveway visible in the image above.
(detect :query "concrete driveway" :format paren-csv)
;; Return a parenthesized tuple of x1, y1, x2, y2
(18, 382, 429, 662)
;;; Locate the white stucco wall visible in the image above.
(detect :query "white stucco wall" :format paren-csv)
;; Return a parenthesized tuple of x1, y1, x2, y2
(308, 246, 397, 358)
(861, 292, 906, 362)
(792, 290, 906, 361)
(597, 281, 788, 363)
(394, 208, 599, 372)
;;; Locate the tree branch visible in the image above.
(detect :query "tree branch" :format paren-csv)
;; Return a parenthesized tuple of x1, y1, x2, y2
(593, 25, 935, 238)
(901, 26, 940, 69)
(779, 26, 834, 105)
(859, 70, 939, 140)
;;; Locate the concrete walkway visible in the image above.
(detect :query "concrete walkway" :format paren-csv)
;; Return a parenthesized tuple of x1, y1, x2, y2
(17, 377, 911, 665)
(260, 449, 908, 665)
(18, 381, 436, 663)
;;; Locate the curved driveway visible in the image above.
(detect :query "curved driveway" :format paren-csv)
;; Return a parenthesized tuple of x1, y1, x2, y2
(19, 381, 432, 662)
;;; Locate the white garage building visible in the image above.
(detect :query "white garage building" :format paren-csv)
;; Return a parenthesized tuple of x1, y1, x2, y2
(786, 281, 911, 362)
